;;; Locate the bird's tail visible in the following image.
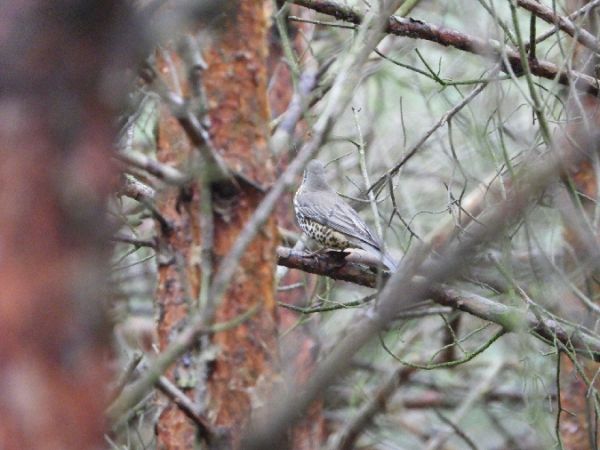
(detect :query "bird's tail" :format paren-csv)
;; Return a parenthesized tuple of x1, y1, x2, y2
(381, 251, 398, 272)
(360, 244, 398, 272)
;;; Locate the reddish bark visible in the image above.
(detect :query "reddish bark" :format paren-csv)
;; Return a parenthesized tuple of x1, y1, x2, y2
(0, 1, 137, 448)
(153, 52, 202, 449)
(201, 0, 280, 446)
(559, 356, 599, 449)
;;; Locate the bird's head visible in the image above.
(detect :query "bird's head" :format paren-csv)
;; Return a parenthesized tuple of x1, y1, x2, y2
(302, 159, 330, 192)
(306, 159, 326, 174)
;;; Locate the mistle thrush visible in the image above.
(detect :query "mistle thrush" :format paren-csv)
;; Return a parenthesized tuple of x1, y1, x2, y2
(294, 159, 397, 271)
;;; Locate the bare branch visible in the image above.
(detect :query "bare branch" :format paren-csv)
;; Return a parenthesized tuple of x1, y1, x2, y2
(207, 0, 406, 320)
(105, 304, 259, 421)
(517, 0, 600, 54)
(332, 332, 420, 450)
(243, 126, 596, 447)
(119, 174, 156, 202)
(365, 78, 491, 202)
(275, 247, 600, 359)
(530, 0, 600, 49)
(111, 234, 157, 249)
(116, 150, 189, 185)
(292, 0, 600, 96)
(156, 376, 215, 444)
(423, 360, 502, 449)
(277, 246, 381, 287)
(139, 62, 233, 185)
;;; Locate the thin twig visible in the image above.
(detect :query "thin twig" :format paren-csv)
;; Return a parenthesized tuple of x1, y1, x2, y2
(106, 304, 260, 421)
(111, 234, 157, 249)
(332, 330, 421, 450)
(207, 0, 403, 324)
(243, 128, 599, 448)
(274, 244, 600, 358)
(156, 376, 215, 443)
(528, 0, 600, 50)
(140, 63, 233, 184)
(423, 360, 502, 450)
(288, 15, 356, 29)
(271, 69, 319, 154)
(517, 0, 600, 54)
(509, 0, 553, 147)
(433, 410, 479, 450)
(120, 174, 156, 201)
(365, 79, 491, 202)
(293, 0, 600, 96)
(111, 351, 143, 400)
(352, 107, 383, 238)
(116, 150, 189, 185)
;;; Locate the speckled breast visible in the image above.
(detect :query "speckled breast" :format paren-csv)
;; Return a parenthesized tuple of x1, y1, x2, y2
(295, 212, 351, 250)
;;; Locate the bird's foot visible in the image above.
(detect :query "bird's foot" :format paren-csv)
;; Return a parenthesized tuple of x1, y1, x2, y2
(324, 249, 351, 268)
(304, 247, 349, 267)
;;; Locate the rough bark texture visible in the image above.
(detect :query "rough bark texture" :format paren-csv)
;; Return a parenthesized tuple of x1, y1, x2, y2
(0, 1, 137, 448)
(154, 51, 202, 449)
(202, 1, 280, 446)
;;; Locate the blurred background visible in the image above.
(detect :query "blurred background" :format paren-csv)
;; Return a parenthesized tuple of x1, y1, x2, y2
(2, 1, 600, 449)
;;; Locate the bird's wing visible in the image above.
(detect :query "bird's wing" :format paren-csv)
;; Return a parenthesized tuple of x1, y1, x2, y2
(296, 191, 383, 250)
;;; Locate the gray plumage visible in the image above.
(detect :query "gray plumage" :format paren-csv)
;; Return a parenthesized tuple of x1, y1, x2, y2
(294, 159, 397, 271)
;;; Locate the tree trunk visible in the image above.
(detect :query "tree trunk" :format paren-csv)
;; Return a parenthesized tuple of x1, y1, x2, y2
(0, 1, 137, 448)
(154, 50, 203, 449)
(204, 1, 280, 446)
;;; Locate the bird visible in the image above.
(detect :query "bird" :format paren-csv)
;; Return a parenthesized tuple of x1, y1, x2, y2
(294, 159, 397, 271)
